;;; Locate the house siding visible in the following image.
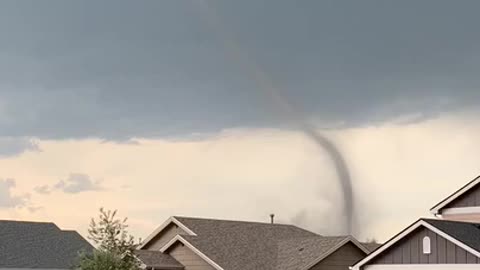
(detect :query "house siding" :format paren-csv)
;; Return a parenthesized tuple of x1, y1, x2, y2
(443, 183, 480, 210)
(144, 223, 187, 250)
(309, 242, 366, 270)
(167, 242, 216, 270)
(368, 226, 480, 267)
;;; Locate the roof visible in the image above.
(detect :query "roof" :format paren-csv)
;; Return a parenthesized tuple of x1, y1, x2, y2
(0, 220, 94, 269)
(430, 175, 480, 214)
(423, 218, 480, 253)
(276, 236, 348, 270)
(135, 250, 184, 270)
(158, 216, 368, 270)
(352, 218, 480, 270)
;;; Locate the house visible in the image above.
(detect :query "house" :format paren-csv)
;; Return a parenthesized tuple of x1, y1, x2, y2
(136, 216, 374, 270)
(352, 175, 480, 270)
(0, 220, 94, 270)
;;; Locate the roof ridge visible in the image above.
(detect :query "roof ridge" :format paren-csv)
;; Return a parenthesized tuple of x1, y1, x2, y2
(174, 215, 295, 227)
(0, 219, 58, 225)
(422, 218, 480, 226)
(430, 175, 480, 212)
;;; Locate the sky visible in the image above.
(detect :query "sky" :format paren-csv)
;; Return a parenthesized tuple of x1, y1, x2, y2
(1, 0, 480, 242)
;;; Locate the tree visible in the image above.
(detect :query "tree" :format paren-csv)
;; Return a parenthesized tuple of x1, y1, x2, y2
(76, 208, 141, 270)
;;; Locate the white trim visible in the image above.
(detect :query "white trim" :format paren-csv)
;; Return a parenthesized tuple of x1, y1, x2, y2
(351, 220, 480, 270)
(301, 236, 370, 270)
(138, 216, 197, 249)
(441, 206, 480, 215)
(364, 265, 480, 270)
(430, 177, 480, 215)
(160, 235, 225, 270)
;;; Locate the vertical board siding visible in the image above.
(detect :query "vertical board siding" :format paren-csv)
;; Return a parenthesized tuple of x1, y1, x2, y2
(144, 224, 187, 250)
(445, 184, 480, 209)
(369, 226, 480, 266)
(309, 242, 367, 270)
(168, 242, 216, 270)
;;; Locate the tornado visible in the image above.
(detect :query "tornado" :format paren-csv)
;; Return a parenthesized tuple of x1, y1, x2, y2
(194, 0, 354, 234)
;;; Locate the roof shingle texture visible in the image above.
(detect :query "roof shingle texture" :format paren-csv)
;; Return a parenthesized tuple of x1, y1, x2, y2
(173, 216, 361, 270)
(277, 236, 348, 270)
(135, 250, 184, 269)
(0, 220, 94, 269)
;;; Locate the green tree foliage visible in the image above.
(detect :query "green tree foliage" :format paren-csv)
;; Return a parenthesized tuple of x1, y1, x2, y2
(76, 208, 141, 270)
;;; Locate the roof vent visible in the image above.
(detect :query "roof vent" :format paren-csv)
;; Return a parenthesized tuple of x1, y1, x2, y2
(270, 214, 275, 224)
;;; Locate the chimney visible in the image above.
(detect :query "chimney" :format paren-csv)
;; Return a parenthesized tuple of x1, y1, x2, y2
(270, 214, 275, 224)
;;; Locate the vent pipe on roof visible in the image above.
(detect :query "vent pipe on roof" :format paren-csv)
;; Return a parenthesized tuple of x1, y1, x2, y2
(270, 214, 275, 224)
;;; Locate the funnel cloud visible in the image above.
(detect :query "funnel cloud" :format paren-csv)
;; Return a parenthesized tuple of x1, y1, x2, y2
(195, 0, 354, 234)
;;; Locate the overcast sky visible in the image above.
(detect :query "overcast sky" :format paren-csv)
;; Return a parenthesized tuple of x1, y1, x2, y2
(1, 0, 480, 241)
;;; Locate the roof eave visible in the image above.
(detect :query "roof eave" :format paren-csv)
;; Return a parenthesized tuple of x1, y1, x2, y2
(301, 236, 370, 270)
(429, 175, 480, 214)
(351, 219, 480, 270)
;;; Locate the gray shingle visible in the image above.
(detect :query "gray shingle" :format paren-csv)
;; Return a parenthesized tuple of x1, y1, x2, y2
(277, 236, 348, 270)
(172, 216, 356, 270)
(135, 250, 184, 269)
(0, 220, 94, 269)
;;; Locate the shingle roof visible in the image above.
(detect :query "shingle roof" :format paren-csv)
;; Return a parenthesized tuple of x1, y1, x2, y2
(430, 175, 480, 214)
(276, 236, 348, 270)
(0, 220, 94, 269)
(422, 218, 480, 253)
(169, 216, 365, 270)
(135, 250, 184, 270)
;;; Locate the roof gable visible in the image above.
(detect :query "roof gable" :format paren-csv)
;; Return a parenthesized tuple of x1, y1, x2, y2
(134, 250, 184, 269)
(352, 219, 480, 270)
(139, 217, 196, 249)
(161, 217, 319, 270)
(277, 236, 369, 270)
(158, 216, 369, 270)
(431, 175, 480, 215)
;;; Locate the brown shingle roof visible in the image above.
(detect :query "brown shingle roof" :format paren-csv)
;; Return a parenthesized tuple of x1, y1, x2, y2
(135, 250, 184, 270)
(169, 216, 366, 270)
(277, 236, 348, 270)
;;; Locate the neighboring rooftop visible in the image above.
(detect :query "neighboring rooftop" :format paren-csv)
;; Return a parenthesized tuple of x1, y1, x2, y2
(135, 250, 184, 270)
(277, 236, 349, 270)
(146, 216, 370, 270)
(0, 220, 94, 269)
(171, 216, 320, 270)
(430, 175, 480, 214)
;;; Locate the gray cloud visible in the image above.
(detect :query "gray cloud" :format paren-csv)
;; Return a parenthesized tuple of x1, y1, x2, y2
(54, 173, 105, 194)
(34, 185, 51, 195)
(0, 137, 40, 158)
(0, 1, 479, 140)
(0, 179, 28, 208)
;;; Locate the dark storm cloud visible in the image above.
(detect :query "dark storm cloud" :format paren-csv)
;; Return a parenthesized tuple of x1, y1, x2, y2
(0, 137, 40, 158)
(1, 0, 480, 140)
